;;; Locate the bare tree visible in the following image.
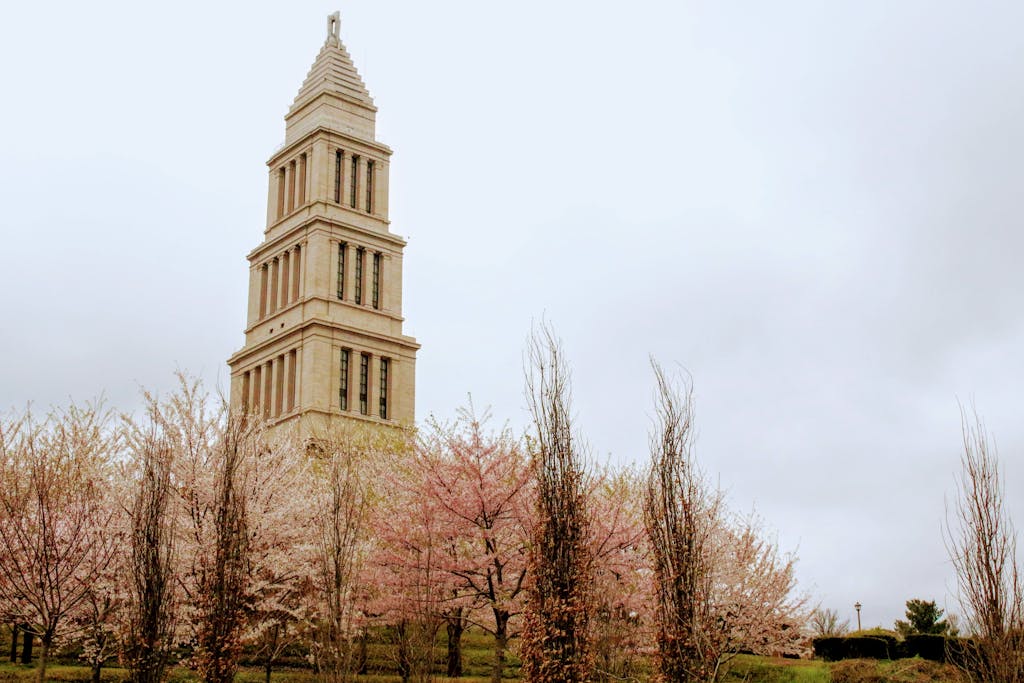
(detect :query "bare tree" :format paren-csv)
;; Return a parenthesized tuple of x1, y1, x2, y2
(123, 429, 177, 683)
(643, 362, 723, 682)
(0, 405, 117, 683)
(521, 324, 594, 683)
(191, 417, 253, 683)
(946, 408, 1024, 683)
(809, 607, 849, 638)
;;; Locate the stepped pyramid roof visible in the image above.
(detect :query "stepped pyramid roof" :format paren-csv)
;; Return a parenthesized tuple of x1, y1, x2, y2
(289, 13, 375, 114)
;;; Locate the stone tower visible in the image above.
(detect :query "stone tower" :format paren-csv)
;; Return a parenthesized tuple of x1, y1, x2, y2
(228, 13, 419, 433)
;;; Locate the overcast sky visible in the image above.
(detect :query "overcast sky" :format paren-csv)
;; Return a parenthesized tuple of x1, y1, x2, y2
(2, 0, 1023, 631)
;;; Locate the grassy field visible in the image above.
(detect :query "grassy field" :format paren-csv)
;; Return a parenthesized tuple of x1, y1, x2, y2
(0, 656, 967, 683)
(0, 625, 962, 682)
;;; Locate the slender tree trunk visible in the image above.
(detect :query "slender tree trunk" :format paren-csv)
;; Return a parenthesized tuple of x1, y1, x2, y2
(9, 624, 16, 663)
(20, 628, 32, 665)
(263, 623, 278, 683)
(91, 659, 103, 683)
(492, 611, 509, 683)
(357, 627, 369, 675)
(34, 636, 49, 683)
(446, 614, 464, 678)
(397, 621, 411, 683)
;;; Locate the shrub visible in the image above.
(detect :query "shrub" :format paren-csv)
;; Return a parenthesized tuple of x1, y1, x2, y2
(900, 635, 947, 662)
(812, 635, 894, 661)
(812, 637, 845, 661)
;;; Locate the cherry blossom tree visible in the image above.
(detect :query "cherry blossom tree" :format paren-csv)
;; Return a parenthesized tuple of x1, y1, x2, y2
(146, 376, 314, 683)
(0, 404, 118, 683)
(380, 405, 532, 682)
(306, 422, 396, 683)
(709, 513, 807, 662)
(371, 479, 445, 683)
(588, 466, 650, 682)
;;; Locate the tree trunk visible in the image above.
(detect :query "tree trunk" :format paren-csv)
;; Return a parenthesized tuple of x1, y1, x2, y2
(492, 610, 509, 683)
(34, 636, 49, 683)
(9, 624, 16, 663)
(20, 628, 32, 665)
(357, 627, 368, 675)
(91, 659, 103, 683)
(397, 621, 411, 683)
(446, 614, 464, 678)
(263, 623, 278, 683)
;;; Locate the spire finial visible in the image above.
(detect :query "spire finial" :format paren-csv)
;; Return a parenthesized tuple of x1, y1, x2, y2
(326, 12, 341, 46)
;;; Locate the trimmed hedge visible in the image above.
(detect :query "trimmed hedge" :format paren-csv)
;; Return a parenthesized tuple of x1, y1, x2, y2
(901, 634, 946, 662)
(813, 634, 982, 665)
(813, 636, 894, 661)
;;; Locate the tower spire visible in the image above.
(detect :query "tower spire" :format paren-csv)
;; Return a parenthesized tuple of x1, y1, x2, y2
(286, 10, 375, 144)
(326, 11, 340, 47)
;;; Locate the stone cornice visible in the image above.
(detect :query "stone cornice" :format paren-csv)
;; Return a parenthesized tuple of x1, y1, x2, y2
(267, 125, 392, 167)
(229, 316, 420, 368)
(251, 213, 406, 262)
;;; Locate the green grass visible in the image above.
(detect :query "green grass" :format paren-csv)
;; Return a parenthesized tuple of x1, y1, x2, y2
(721, 654, 830, 683)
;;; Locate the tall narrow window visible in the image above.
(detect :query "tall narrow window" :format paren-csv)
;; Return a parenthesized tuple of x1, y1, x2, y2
(337, 243, 346, 300)
(371, 252, 380, 309)
(359, 353, 369, 415)
(334, 150, 342, 203)
(365, 160, 374, 213)
(339, 349, 350, 411)
(354, 247, 364, 305)
(379, 358, 389, 419)
(350, 155, 359, 208)
(298, 153, 307, 205)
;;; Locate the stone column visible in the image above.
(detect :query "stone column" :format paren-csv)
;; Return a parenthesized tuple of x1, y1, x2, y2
(355, 156, 366, 211)
(291, 247, 301, 302)
(280, 251, 291, 307)
(339, 152, 352, 208)
(380, 253, 391, 313)
(268, 168, 279, 226)
(368, 354, 380, 418)
(288, 160, 297, 213)
(274, 355, 285, 417)
(360, 248, 372, 306)
(258, 264, 268, 319)
(262, 361, 273, 419)
(298, 153, 307, 206)
(309, 140, 325, 204)
(268, 258, 279, 314)
(285, 349, 297, 413)
(375, 158, 389, 220)
(251, 366, 262, 416)
(345, 245, 358, 304)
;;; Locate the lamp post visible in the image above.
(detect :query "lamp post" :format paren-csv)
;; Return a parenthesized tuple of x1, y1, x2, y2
(855, 602, 862, 631)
